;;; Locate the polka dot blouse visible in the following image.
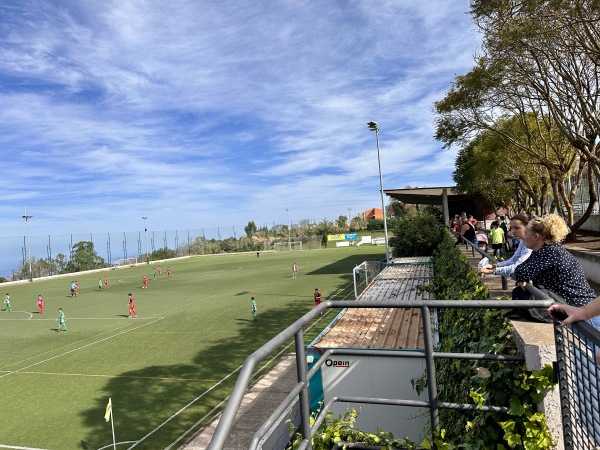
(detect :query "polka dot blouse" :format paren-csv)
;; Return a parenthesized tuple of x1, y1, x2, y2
(513, 242, 595, 306)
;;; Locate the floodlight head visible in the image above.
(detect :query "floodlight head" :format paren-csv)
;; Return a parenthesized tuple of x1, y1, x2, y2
(367, 121, 379, 131)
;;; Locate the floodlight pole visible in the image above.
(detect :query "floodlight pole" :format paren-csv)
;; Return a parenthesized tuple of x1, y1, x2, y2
(368, 121, 390, 262)
(22, 209, 33, 282)
(142, 217, 148, 264)
(286, 208, 291, 251)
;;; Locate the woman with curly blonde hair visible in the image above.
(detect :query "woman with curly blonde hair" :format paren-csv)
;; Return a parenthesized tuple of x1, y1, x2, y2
(514, 214, 600, 329)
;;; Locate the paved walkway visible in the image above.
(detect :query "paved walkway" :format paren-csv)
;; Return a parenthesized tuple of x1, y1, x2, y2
(180, 354, 298, 450)
(181, 243, 600, 450)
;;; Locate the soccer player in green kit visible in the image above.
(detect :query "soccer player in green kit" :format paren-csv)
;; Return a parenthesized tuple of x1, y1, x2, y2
(4, 293, 10, 311)
(57, 308, 67, 332)
(251, 297, 257, 322)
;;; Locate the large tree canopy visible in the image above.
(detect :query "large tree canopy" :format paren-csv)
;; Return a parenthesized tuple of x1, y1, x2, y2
(436, 0, 600, 231)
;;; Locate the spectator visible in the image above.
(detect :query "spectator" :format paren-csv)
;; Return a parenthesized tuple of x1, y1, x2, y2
(513, 214, 600, 329)
(468, 214, 478, 228)
(455, 217, 477, 246)
(477, 213, 532, 278)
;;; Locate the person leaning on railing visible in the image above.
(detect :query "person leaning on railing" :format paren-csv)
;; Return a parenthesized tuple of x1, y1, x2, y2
(513, 214, 600, 331)
(477, 213, 532, 278)
(454, 217, 478, 246)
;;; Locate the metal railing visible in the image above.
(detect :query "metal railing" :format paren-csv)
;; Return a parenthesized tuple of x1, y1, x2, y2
(553, 310, 600, 449)
(207, 236, 600, 449)
(459, 231, 600, 449)
(206, 298, 554, 450)
(456, 233, 509, 290)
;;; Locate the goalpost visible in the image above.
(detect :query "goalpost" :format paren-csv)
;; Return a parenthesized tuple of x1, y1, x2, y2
(274, 241, 303, 252)
(273, 235, 323, 252)
(112, 257, 137, 268)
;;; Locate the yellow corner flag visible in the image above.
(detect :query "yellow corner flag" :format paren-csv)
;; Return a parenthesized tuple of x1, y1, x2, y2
(104, 397, 112, 422)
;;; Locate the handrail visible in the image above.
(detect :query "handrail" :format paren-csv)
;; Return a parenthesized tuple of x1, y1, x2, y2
(206, 298, 554, 450)
(457, 233, 509, 290)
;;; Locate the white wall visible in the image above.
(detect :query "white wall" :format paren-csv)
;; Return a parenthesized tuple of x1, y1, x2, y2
(321, 354, 429, 442)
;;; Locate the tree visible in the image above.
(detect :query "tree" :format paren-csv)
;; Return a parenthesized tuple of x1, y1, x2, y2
(366, 219, 384, 231)
(465, 0, 600, 231)
(53, 253, 68, 274)
(350, 216, 366, 230)
(390, 211, 445, 257)
(244, 221, 257, 238)
(435, 49, 590, 228)
(151, 247, 176, 260)
(335, 215, 348, 230)
(388, 199, 407, 219)
(66, 241, 106, 272)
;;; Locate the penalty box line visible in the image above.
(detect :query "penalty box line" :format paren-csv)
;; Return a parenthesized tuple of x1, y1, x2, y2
(0, 317, 164, 380)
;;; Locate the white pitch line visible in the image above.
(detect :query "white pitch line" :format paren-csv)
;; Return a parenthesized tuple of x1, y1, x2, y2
(165, 305, 342, 449)
(159, 284, 356, 450)
(0, 311, 33, 320)
(0, 317, 164, 380)
(0, 445, 49, 450)
(97, 441, 137, 450)
(127, 361, 245, 449)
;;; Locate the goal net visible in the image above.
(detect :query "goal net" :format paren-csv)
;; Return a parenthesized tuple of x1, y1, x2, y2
(274, 241, 303, 252)
(112, 257, 137, 268)
(273, 235, 323, 252)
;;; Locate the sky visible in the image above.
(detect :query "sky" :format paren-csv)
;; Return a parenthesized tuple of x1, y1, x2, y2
(0, 0, 481, 242)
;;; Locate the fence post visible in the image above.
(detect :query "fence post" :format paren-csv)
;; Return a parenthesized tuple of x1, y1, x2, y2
(421, 305, 440, 433)
(294, 329, 312, 449)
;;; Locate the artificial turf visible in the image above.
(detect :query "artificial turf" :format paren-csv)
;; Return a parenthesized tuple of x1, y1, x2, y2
(0, 245, 384, 449)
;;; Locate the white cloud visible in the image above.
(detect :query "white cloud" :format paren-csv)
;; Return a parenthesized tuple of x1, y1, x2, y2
(0, 0, 481, 269)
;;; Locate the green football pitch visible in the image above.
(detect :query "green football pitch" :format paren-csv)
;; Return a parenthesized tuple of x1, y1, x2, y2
(0, 245, 384, 450)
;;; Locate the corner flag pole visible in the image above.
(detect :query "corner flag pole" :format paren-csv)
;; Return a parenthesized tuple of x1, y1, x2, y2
(105, 397, 116, 450)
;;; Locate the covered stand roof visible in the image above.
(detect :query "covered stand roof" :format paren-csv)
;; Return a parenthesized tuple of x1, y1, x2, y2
(311, 258, 432, 350)
(384, 187, 468, 205)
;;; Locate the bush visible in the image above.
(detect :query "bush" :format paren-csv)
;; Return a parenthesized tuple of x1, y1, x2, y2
(390, 211, 445, 257)
(417, 234, 555, 448)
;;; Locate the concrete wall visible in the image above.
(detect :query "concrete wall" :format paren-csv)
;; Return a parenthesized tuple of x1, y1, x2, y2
(510, 322, 564, 450)
(574, 214, 600, 232)
(570, 248, 600, 285)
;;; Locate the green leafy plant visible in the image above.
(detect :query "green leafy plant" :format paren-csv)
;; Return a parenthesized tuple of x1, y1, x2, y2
(288, 231, 556, 449)
(422, 232, 556, 448)
(286, 405, 417, 450)
(390, 211, 445, 257)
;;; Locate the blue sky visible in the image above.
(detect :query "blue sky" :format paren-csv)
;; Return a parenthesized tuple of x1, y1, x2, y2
(0, 0, 481, 239)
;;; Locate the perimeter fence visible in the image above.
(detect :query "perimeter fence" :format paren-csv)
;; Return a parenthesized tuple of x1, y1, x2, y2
(0, 229, 323, 281)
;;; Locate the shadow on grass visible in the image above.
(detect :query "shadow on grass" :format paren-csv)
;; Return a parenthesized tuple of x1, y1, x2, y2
(234, 290, 250, 296)
(79, 252, 383, 448)
(79, 298, 319, 449)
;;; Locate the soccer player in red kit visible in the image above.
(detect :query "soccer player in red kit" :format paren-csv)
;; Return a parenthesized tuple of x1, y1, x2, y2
(37, 295, 44, 314)
(142, 275, 148, 289)
(167, 267, 172, 279)
(128, 293, 137, 318)
(313, 288, 322, 307)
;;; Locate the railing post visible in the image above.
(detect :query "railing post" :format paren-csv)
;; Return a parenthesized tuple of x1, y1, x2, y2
(553, 323, 571, 449)
(295, 329, 312, 449)
(421, 305, 440, 433)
